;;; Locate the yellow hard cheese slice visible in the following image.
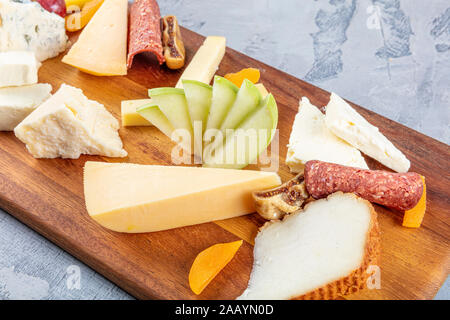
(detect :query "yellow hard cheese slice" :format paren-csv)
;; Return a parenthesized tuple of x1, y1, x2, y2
(84, 162, 281, 233)
(121, 99, 153, 126)
(62, 0, 128, 76)
(176, 36, 226, 88)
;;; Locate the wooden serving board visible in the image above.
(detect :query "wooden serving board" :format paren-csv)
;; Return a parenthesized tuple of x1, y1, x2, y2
(0, 28, 449, 300)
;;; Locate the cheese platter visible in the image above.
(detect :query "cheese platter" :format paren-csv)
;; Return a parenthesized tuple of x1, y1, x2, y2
(0, 0, 448, 299)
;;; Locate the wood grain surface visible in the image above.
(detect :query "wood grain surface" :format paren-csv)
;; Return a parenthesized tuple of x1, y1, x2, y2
(0, 28, 448, 300)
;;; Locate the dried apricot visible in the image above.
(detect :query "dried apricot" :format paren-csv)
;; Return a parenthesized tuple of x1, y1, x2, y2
(403, 175, 426, 228)
(224, 68, 260, 87)
(189, 240, 243, 295)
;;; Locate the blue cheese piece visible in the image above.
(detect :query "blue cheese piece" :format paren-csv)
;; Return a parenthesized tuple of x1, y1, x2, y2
(0, 0, 68, 61)
(0, 83, 52, 131)
(0, 51, 40, 88)
(14, 84, 127, 159)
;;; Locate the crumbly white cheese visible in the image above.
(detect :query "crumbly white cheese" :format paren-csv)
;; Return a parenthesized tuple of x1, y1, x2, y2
(238, 192, 372, 300)
(0, 0, 68, 61)
(286, 97, 368, 172)
(0, 51, 40, 88)
(325, 92, 410, 173)
(0, 83, 51, 131)
(14, 84, 127, 159)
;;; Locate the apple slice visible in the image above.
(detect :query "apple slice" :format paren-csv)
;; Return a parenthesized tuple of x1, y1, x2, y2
(205, 76, 239, 132)
(204, 94, 278, 169)
(182, 80, 212, 134)
(148, 88, 193, 135)
(219, 79, 262, 132)
(136, 103, 175, 138)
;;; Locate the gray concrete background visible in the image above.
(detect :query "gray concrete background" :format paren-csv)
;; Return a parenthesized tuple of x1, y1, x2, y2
(0, 0, 448, 299)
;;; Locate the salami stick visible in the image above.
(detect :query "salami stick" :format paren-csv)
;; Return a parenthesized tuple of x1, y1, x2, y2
(304, 160, 423, 211)
(127, 0, 165, 68)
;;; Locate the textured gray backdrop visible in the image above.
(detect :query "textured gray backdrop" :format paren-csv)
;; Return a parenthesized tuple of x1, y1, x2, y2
(0, 0, 448, 299)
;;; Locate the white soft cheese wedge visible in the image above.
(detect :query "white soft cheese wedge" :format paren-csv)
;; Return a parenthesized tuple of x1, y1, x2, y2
(0, 51, 40, 88)
(286, 97, 368, 173)
(0, 83, 52, 131)
(84, 162, 281, 233)
(175, 36, 226, 88)
(238, 192, 378, 300)
(325, 93, 410, 172)
(14, 84, 127, 159)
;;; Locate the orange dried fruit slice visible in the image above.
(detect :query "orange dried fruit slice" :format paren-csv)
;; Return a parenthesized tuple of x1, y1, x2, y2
(65, 0, 104, 32)
(224, 68, 260, 87)
(189, 240, 243, 295)
(403, 175, 426, 228)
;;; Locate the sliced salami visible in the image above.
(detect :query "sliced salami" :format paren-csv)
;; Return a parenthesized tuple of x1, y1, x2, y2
(127, 0, 165, 68)
(304, 160, 423, 211)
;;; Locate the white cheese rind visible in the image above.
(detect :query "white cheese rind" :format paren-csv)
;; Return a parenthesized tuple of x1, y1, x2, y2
(0, 51, 40, 88)
(14, 84, 127, 159)
(325, 92, 410, 173)
(0, 83, 52, 131)
(286, 97, 368, 172)
(0, 0, 68, 61)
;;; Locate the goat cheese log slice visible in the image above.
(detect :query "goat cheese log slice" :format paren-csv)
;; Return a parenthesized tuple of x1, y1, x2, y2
(305, 160, 423, 211)
(14, 84, 127, 159)
(127, 0, 165, 68)
(238, 192, 380, 300)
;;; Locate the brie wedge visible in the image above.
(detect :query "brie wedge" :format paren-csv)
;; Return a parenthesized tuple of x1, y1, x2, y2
(0, 83, 52, 131)
(325, 93, 410, 172)
(286, 97, 368, 172)
(15, 84, 127, 159)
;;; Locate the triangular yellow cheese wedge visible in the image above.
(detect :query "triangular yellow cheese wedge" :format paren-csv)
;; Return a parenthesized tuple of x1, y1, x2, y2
(84, 162, 281, 233)
(62, 0, 128, 76)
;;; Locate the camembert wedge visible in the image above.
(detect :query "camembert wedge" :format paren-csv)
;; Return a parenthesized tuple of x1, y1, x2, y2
(14, 84, 127, 158)
(238, 192, 380, 300)
(83, 162, 281, 233)
(325, 93, 410, 173)
(286, 97, 368, 172)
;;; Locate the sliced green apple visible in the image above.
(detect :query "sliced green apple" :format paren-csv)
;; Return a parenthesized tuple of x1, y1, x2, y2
(182, 80, 212, 134)
(219, 79, 262, 132)
(148, 87, 193, 134)
(203, 93, 278, 169)
(205, 76, 239, 132)
(136, 103, 175, 138)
